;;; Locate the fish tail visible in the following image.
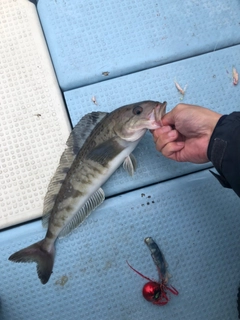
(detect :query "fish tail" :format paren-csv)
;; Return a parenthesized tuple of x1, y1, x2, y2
(9, 240, 55, 284)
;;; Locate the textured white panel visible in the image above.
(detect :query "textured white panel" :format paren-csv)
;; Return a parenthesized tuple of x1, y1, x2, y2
(0, 0, 71, 229)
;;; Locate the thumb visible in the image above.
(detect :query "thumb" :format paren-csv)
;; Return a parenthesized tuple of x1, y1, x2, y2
(161, 110, 175, 126)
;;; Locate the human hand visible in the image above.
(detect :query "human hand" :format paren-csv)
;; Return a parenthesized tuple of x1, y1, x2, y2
(152, 103, 222, 163)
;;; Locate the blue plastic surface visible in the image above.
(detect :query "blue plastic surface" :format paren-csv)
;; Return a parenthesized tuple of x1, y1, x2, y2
(37, 0, 240, 90)
(1, 170, 240, 320)
(64, 45, 240, 197)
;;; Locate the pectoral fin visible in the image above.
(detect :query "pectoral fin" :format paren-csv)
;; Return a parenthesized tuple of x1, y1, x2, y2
(123, 154, 137, 176)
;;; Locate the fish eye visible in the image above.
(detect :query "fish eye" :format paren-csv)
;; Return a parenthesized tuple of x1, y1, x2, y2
(133, 106, 143, 115)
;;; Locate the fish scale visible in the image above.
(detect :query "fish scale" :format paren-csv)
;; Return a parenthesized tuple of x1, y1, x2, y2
(9, 100, 167, 284)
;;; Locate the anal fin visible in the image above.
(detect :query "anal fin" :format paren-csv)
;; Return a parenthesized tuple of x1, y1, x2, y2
(58, 188, 105, 238)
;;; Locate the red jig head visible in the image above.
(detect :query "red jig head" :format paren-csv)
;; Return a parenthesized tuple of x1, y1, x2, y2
(127, 237, 178, 306)
(143, 282, 168, 305)
(126, 260, 178, 306)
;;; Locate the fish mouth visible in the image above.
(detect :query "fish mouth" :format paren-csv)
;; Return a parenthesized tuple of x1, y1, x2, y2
(154, 101, 167, 124)
(148, 101, 167, 129)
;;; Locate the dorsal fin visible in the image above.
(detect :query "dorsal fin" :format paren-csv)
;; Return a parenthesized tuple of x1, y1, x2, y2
(42, 112, 108, 223)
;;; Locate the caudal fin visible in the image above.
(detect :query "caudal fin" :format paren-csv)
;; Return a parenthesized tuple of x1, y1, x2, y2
(9, 240, 55, 284)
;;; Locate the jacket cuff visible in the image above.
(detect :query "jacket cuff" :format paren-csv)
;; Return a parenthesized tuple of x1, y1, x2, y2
(207, 112, 240, 196)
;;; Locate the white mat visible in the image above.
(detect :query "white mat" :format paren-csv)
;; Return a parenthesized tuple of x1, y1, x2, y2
(0, 0, 71, 229)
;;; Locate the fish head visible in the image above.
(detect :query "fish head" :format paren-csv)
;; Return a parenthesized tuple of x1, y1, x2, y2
(112, 100, 167, 141)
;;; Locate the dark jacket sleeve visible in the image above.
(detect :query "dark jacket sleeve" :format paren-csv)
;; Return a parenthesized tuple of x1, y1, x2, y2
(207, 112, 240, 197)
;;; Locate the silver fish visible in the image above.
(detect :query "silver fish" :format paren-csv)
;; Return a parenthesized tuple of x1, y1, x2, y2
(9, 100, 167, 284)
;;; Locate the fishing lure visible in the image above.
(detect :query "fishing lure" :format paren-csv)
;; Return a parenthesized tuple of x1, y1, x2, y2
(127, 237, 178, 305)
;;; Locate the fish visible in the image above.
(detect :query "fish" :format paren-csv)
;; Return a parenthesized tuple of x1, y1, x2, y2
(9, 100, 167, 284)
